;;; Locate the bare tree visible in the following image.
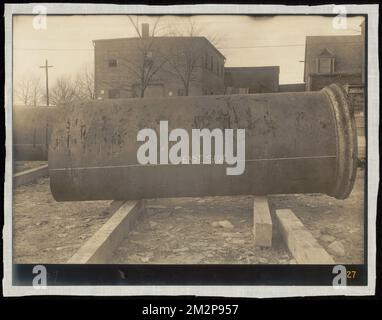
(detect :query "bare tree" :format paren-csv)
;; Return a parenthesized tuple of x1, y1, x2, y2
(16, 74, 43, 106)
(164, 19, 204, 96)
(30, 75, 43, 106)
(16, 78, 31, 106)
(49, 76, 77, 105)
(119, 16, 169, 98)
(75, 63, 95, 101)
(164, 18, 222, 96)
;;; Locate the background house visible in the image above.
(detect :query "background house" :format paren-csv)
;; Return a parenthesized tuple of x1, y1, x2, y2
(278, 83, 305, 92)
(304, 34, 364, 92)
(93, 24, 225, 99)
(224, 66, 280, 94)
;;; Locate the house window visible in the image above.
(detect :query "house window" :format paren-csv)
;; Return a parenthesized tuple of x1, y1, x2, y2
(318, 57, 334, 73)
(316, 48, 335, 74)
(205, 53, 208, 69)
(108, 59, 117, 68)
(210, 56, 214, 72)
(108, 89, 120, 99)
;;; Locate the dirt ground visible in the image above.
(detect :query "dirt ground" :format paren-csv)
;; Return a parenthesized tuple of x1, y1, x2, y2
(113, 195, 292, 264)
(14, 161, 47, 173)
(13, 176, 113, 263)
(113, 168, 364, 264)
(270, 169, 364, 264)
(13, 166, 364, 264)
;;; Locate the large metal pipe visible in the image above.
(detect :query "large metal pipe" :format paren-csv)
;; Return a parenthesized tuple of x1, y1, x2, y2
(49, 84, 357, 201)
(13, 106, 57, 160)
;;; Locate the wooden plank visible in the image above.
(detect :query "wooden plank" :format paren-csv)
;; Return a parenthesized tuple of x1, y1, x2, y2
(355, 114, 365, 137)
(253, 196, 272, 247)
(67, 200, 144, 264)
(13, 164, 49, 187)
(276, 209, 335, 264)
(358, 135, 366, 160)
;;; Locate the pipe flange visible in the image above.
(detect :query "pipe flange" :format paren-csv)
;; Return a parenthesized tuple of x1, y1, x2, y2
(322, 83, 358, 199)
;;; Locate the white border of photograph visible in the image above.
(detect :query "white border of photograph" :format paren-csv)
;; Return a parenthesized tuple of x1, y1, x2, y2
(3, 3, 379, 297)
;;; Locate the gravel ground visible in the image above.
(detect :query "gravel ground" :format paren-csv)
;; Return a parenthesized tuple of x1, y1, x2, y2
(113, 168, 364, 264)
(13, 168, 364, 265)
(113, 195, 292, 264)
(271, 168, 365, 264)
(13, 177, 113, 263)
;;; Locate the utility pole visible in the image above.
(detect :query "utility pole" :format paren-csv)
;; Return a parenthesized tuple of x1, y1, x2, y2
(39, 59, 53, 106)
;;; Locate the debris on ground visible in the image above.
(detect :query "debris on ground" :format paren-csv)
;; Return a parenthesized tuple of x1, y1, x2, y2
(13, 165, 364, 265)
(13, 176, 113, 263)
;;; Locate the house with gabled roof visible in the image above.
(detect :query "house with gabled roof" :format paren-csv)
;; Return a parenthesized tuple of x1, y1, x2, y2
(303, 34, 365, 91)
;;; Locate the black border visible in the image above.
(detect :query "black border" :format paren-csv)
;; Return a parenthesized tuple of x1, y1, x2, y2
(13, 264, 367, 286)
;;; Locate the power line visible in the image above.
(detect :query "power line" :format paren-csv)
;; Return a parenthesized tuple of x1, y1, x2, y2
(14, 47, 94, 51)
(217, 41, 362, 49)
(217, 44, 305, 49)
(16, 46, 305, 51)
(14, 41, 362, 52)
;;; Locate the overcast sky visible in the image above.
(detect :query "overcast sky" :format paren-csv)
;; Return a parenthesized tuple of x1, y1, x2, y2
(13, 14, 364, 86)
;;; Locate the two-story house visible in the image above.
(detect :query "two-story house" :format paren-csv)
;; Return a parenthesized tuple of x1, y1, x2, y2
(93, 24, 225, 99)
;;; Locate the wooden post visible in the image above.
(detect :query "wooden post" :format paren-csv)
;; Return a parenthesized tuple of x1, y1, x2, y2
(67, 200, 145, 264)
(39, 59, 53, 106)
(13, 164, 49, 187)
(253, 196, 273, 247)
(276, 209, 335, 264)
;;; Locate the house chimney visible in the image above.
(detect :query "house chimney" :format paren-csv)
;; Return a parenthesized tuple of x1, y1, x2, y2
(142, 23, 149, 38)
